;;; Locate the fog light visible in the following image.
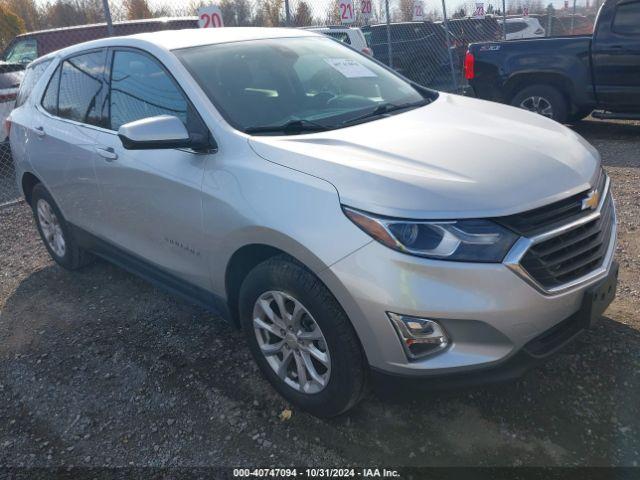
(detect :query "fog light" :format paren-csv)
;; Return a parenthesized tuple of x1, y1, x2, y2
(387, 313, 449, 360)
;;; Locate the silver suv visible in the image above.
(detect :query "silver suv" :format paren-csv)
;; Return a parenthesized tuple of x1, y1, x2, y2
(9, 28, 617, 417)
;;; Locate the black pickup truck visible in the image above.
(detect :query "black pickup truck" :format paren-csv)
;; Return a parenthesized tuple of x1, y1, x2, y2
(466, 0, 640, 123)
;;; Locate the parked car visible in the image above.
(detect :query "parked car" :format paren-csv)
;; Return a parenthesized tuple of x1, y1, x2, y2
(0, 62, 24, 141)
(531, 14, 595, 37)
(9, 28, 617, 417)
(0, 62, 25, 166)
(466, 0, 640, 122)
(361, 22, 459, 88)
(1, 17, 199, 64)
(436, 17, 503, 45)
(305, 26, 373, 55)
(498, 17, 546, 40)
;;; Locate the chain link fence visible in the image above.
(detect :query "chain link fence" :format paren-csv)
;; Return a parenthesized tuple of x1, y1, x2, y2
(0, 0, 600, 205)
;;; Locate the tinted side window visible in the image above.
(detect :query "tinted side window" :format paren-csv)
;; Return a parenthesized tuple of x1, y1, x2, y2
(506, 22, 528, 34)
(58, 50, 107, 126)
(613, 1, 640, 35)
(42, 65, 61, 114)
(14, 61, 48, 107)
(109, 50, 188, 131)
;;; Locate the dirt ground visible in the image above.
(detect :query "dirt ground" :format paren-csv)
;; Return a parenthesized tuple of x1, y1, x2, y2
(0, 118, 638, 468)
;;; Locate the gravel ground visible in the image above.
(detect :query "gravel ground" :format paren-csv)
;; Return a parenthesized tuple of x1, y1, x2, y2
(0, 118, 638, 468)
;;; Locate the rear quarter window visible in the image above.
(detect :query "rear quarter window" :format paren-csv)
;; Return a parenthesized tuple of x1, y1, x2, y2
(14, 60, 49, 107)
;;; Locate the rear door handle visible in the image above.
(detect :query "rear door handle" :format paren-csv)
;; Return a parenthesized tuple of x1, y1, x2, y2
(34, 126, 46, 137)
(95, 146, 118, 161)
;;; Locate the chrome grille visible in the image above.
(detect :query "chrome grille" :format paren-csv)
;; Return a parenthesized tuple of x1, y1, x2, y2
(519, 190, 614, 289)
(496, 171, 607, 237)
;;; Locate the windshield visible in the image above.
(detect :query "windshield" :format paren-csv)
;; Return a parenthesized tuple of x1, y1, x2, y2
(4, 39, 37, 64)
(174, 36, 430, 134)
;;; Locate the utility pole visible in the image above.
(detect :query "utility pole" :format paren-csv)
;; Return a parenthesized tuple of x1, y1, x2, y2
(102, 0, 114, 36)
(285, 0, 291, 26)
(385, 0, 392, 69)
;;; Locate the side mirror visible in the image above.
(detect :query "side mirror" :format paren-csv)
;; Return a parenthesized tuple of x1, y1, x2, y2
(118, 115, 209, 151)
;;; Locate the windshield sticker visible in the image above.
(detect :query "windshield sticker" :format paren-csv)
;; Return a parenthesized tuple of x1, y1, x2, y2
(323, 58, 377, 78)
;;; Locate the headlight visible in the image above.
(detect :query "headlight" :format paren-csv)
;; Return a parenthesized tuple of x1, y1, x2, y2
(343, 207, 518, 262)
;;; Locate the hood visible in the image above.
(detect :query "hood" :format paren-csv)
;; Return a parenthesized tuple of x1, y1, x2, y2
(248, 93, 600, 219)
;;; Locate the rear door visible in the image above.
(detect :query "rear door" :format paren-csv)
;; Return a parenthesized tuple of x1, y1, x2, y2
(30, 50, 107, 231)
(90, 48, 211, 290)
(591, 0, 640, 110)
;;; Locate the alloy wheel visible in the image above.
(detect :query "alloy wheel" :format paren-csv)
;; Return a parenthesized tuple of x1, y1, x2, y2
(37, 199, 66, 258)
(253, 291, 331, 394)
(520, 96, 554, 118)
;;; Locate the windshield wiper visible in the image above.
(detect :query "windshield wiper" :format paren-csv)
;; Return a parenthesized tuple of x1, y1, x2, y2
(341, 100, 428, 127)
(244, 119, 330, 135)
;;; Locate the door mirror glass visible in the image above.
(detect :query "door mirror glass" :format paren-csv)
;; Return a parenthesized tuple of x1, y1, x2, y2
(118, 115, 193, 150)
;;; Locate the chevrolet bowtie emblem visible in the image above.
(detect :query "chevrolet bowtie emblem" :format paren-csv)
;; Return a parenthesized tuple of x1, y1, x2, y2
(581, 190, 600, 211)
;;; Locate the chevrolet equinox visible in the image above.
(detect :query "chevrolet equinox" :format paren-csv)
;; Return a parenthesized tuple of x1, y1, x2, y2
(9, 28, 618, 417)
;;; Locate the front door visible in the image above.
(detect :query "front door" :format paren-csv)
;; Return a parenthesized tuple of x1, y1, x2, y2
(91, 48, 212, 290)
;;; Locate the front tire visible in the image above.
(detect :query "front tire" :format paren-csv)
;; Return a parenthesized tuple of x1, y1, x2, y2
(511, 84, 568, 123)
(31, 183, 93, 270)
(239, 255, 367, 417)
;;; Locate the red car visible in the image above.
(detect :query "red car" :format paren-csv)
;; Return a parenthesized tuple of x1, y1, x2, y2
(1, 17, 199, 64)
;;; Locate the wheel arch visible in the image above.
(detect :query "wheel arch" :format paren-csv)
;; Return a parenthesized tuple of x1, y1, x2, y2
(504, 72, 575, 105)
(21, 171, 41, 205)
(224, 243, 288, 327)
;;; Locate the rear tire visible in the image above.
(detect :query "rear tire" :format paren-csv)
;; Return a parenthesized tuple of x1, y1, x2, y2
(511, 84, 568, 123)
(31, 183, 93, 270)
(239, 255, 368, 417)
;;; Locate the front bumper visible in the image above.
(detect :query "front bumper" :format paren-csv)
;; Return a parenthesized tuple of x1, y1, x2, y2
(374, 262, 618, 389)
(318, 230, 618, 378)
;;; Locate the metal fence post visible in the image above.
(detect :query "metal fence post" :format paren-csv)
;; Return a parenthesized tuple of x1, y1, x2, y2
(285, 0, 291, 27)
(385, 0, 392, 69)
(102, 0, 114, 36)
(440, 0, 459, 93)
(502, 0, 507, 40)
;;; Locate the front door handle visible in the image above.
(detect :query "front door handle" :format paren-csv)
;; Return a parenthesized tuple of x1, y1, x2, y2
(95, 146, 118, 161)
(34, 126, 46, 137)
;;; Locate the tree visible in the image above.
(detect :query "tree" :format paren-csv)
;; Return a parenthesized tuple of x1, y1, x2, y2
(397, 0, 413, 21)
(4, 0, 41, 31)
(0, 3, 25, 50)
(326, 0, 340, 24)
(452, 7, 467, 18)
(234, 0, 252, 25)
(123, 0, 152, 20)
(218, 0, 252, 25)
(293, 1, 313, 26)
(262, 0, 283, 26)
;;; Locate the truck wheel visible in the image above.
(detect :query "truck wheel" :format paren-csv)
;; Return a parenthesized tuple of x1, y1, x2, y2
(238, 255, 368, 417)
(511, 85, 568, 123)
(31, 183, 94, 270)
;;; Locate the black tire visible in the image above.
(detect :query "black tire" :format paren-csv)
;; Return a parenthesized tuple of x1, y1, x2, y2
(31, 183, 93, 270)
(239, 255, 368, 417)
(510, 84, 568, 123)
